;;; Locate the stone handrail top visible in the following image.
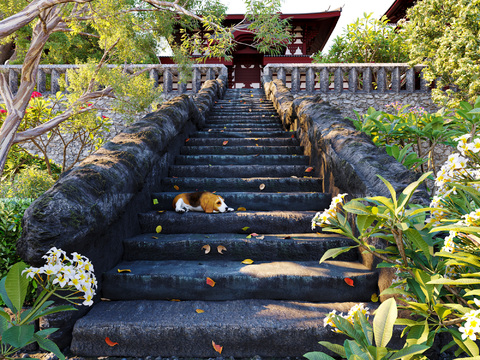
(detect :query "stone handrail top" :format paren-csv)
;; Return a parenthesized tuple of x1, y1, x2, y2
(264, 63, 426, 69)
(0, 64, 227, 71)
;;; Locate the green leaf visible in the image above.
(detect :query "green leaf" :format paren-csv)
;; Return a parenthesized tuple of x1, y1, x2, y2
(356, 215, 376, 234)
(319, 246, 358, 264)
(2, 324, 35, 348)
(33, 333, 65, 360)
(356, 311, 373, 346)
(373, 297, 397, 347)
(0, 277, 16, 313)
(318, 341, 346, 357)
(5, 262, 29, 313)
(343, 200, 369, 215)
(405, 228, 431, 260)
(0, 313, 8, 334)
(344, 340, 369, 360)
(37, 304, 78, 319)
(389, 344, 430, 360)
(427, 278, 480, 286)
(377, 174, 397, 207)
(303, 351, 336, 360)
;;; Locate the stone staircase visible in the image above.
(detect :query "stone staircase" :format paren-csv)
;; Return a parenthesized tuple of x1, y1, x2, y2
(70, 89, 378, 358)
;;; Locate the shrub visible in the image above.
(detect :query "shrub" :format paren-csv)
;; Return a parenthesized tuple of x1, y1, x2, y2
(0, 166, 55, 199)
(0, 198, 33, 281)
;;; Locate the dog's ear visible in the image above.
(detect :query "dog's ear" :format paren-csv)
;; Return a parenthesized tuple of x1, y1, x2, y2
(201, 195, 214, 213)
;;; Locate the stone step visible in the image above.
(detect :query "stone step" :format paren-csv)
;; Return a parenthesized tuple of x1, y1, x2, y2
(209, 110, 278, 116)
(207, 115, 279, 120)
(201, 127, 285, 133)
(193, 131, 294, 138)
(211, 105, 276, 111)
(206, 122, 281, 128)
(205, 118, 280, 124)
(71, 299, 371, 357)
(152, 191, 330, 211)
(180, 145, 304, 155)
(123, 233, 359, 262)
(161, 177, 323, 192)
(174, 154, 310, 166)
(138, 210, 316, 234)
(102, 260, 377, 302)
(168, 164, 311, 178)
(185, 137, 300, 147)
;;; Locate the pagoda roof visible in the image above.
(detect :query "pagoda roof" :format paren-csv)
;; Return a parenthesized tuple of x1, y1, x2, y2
(384, 0, 417, 23)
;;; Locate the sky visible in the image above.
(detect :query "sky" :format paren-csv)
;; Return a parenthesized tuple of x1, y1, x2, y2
(222, 0, 395, 51)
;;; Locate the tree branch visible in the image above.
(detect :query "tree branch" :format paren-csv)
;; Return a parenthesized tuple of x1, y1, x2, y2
(0, 72, 15, 114)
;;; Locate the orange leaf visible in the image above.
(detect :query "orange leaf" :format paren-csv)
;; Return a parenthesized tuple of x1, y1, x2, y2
(217, 245, 227, 254)
(206, 277, 216, 287)
(237, 207, 247, 211)
(151, 236, 158, 239)
(305, 167, 313, 173)
(185, 138, 190, 142)
(344, 278, 354, 286)
(196, 309, 205, 313)
(212, 341, 223, 354)
(291, 134, 295, 138)
(174, 185, 180, 191)
(223, 140, 228, 146)
(170, 299, 181, 302)
(117, 269, 131, 273)
(202, 244, 211, 254)
(105, 337, 118, 347)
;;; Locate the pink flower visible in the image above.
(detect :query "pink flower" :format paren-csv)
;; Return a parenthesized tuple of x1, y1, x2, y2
(0, 109, 7, 114)
(31, 91, 42, 98)
(102, 115, 109, 119)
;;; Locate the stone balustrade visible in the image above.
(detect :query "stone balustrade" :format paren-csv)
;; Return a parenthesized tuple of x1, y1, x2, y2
(0, 64, 228, 96)
(263, 63, 428, 94)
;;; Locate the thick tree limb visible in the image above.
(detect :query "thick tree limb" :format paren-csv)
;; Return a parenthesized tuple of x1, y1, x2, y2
(0, 0, 93, 39)
(13, 87, 114, 143)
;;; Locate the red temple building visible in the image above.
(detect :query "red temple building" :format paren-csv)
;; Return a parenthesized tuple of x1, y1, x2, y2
(159, 10, 341, 89)
(384, 0, 417, 24)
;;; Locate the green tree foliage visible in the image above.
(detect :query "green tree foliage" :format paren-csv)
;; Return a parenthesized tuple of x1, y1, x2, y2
(402, 0, 480, 108)
(313, 13, 409, 63)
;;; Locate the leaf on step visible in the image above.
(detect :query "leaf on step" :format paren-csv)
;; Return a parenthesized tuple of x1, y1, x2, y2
(257, 235, 265, 240)
(196, 309, 205, 313)
(221, 106, 223, 108)
(152, 236, 158, 239)
(262, 115, 265, 117)
(344, 278, 354, 287)
(158, 210, 165, 214)
(202, 245, 211, 254)
(250, 233, 259, 237)
(256, 144, 259, 147)
(249, 109, 252, 112)
(254, 138, 259, 140)
(185, 138, 190, 143)
(212, 341, 223, 354)
(259, 183, 265, 190)
(305, 167, 314, 173)
(237, 207, 247, 211)
(170, 299, 181, 302)
(208, 129, 212, 132)
(242, 226, 250, 231)
(206, 277, 216, 287)
(217, 245, 227, 254)
(153, 199, 158, 205)
(271, 115, 274, 117)
(156, 225, 163, 233)
(291, 176, 298, 178)
(371, 293, 379, 302)
(291, 134, 295, 139)
(105, 337, 118, 347)
(254, 154, 260, 157)
(251, 94, 254, 97)
(117, 269, 131, 273)
(242, 259, 254, 264)
(223, 140, 228, 146)
(174, 185, 180, 191)
(246, 235, 252, 239)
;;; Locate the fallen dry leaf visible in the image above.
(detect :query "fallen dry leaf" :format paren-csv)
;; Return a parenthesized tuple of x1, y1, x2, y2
(259, 184, 265, 190)
(202, 245, 211, 254)
(105, 337, 118, 347)
(237, 207, 247, 211)
(242, 259, 254, 264)
(196, 309, 205, 313)
(151, 236, 158, 239)
(117, 269, 131, 273)
(371, 293, 379, 302)
(174, 185, 180, 190)
(246, 235, 252, 239)
(257, 235, 265, 240)
(153, 199, 158, 205)
(212, 341, 223, 354)
(217, 245, 227, 254)
(206, 277, 216, 287)
(250, 233, 258, 237)
(157, 210, 165, 214)
(344, 278, 354, 287)
(223, 140, 228, 146)
(242, 226, 250, 231)
(305, 167, 314, 173)
(185, 138, 190, 143)
(156, 225, 162, 233)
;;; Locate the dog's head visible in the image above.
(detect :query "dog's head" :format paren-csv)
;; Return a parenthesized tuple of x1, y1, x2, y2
(201, 193, 229, 213)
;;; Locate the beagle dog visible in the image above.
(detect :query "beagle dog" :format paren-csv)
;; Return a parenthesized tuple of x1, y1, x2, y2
(173, 191, 234, 214)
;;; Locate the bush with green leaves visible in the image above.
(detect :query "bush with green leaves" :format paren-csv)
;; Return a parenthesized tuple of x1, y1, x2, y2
(313, 13, 409, 64)
(402, 0, 480, 108)
(0, 166, 55, 200)
(309, 130, 480, 358)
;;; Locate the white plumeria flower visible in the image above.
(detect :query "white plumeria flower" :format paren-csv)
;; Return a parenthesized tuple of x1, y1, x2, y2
(459, 325, 477, 341)
(467, 138, 480, 153)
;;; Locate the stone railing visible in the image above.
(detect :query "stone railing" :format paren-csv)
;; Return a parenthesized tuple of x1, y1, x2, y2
(0, 64, 228, 96)
(263, 63, 428, 94)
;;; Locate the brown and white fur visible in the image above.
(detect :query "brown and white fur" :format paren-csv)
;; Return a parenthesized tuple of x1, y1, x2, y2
(173, 191, 234, 214)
